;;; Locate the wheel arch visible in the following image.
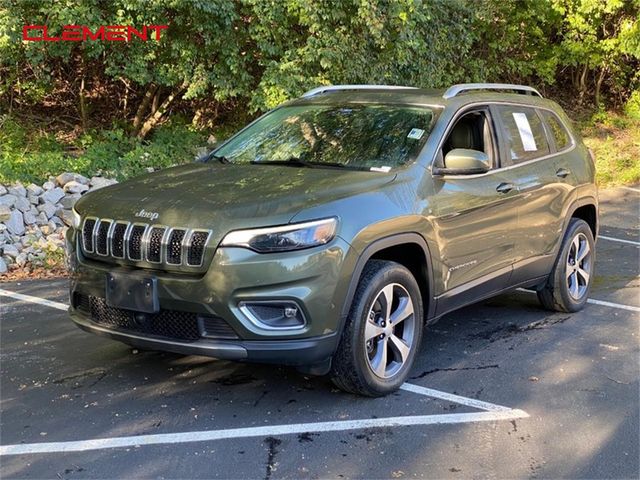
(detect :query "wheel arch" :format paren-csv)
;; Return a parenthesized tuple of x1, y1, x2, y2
(564, 196, 599, 240)
(339, 233, 436, 327)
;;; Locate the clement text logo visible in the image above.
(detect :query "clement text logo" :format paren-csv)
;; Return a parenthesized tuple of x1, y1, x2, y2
(23, 25, 168, 42)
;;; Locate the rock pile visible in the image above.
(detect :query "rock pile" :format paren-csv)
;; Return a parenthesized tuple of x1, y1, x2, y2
(0, 174, 117, 275)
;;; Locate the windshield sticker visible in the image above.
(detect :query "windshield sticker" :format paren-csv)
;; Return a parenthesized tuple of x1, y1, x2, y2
(512, 112, 537, 151)
(370, 166, 392, 173)
(407, 128, 425, 140)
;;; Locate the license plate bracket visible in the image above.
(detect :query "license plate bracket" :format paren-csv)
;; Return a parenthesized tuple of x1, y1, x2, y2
(106, 272, 159, 313)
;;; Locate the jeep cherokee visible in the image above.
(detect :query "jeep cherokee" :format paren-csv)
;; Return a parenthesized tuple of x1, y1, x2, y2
(67, 83, 598, 396)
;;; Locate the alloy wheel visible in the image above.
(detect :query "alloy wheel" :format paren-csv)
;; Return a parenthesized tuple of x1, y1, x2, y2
(566, 232, 592, 300)
(364, 283, 416, 379)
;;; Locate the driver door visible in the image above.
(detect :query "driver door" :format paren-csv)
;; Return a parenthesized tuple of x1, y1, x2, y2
(430, 106, 520, 316)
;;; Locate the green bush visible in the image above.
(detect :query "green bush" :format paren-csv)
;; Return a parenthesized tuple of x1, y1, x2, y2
(0, 116, 208, 184)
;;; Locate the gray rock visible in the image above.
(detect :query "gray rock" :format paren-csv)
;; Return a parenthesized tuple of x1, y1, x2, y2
(74, 174, 89, 185)
(15, 196, 31, 213)
(0, 185, 6, 196)
(40, 224, 54, 235)
(37, 202, 57, 219)
(0, 194, 17, 208)
(0, 205, 10, 222)
(0, 257, 7, 274)
(36, 212, 49, 226)
(59, 194, 81, 209)
(51, 216, 65, 227)
(23, 211, 37, 225)
(26, 184, 44, 196)
(15, 252, 27, 267)
(63, 180, 89, 194)
(43, 181, 56, 191)
(28, 194, 39, 205)
(41, 187, 65, 205)
(59, 209, 76, 227)
(56, 172, 75, 187)
(2, 244, 19, 258)
(90, 176, 118, 190)
(8, 183, 26, 197)
(4, 210, 25, 235)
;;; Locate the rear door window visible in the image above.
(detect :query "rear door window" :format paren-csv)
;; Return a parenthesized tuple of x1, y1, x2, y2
(495, 105, 550, 165)
(540, 110, 572, 151)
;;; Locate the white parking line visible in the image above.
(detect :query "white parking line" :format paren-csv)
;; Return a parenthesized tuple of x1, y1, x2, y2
(516, 288, 640, 313)
(599, 235, 640, 246)
(0, 288, 67, 310)
(0, 408, 528, 456)
(0, 288, 529, 456)
(620, 186, 640, 194)
(399, 382, 511, 412)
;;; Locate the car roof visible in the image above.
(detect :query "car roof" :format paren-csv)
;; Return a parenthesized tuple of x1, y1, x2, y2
(289, 83, 559, 112)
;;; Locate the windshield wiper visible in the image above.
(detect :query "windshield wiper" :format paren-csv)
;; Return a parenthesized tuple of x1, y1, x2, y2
(210, 154, 230, 164)
(251, 158, 366, 170)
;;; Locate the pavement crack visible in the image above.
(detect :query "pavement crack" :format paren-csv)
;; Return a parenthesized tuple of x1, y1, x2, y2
(411, 364, 499, 379)
(263, 436, 282, 480)
(52, 368, 107, 389)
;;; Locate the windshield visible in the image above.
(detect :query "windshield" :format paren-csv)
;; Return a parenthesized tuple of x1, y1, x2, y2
(213, 104, 437, 171)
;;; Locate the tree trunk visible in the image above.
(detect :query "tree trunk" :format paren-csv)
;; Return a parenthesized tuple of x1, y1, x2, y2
(79, 77, 88, 131)
(151, 87, 161, 115)
(133, 84, 158, 130)
(578, 64, 588, 104)
(136, 84, 187, 140)
(595, 66, 607, 108)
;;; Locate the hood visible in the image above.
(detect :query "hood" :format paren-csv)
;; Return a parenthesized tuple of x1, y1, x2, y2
(76, 162, 396, 234)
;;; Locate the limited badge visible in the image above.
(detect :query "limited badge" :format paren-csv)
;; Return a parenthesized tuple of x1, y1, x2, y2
(407, 128, 425, 140)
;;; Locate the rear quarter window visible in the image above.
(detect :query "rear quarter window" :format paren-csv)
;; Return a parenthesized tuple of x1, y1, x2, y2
(495, 105, 550, 165)
(540, 110, 572, 151)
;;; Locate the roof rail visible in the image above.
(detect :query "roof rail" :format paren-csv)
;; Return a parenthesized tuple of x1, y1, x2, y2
(442, 83, 542, 99)
(302, 84, 418, 98)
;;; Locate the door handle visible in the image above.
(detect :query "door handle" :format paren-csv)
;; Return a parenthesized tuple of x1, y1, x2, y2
(556, 168, 571, 178)
(496, 182, 515, 194)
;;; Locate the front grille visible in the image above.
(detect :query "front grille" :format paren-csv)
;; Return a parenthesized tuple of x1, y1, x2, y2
(80, 217, 211, 268)
(111, 222, 128, 258)
(167, 229, 186, 264)
(96, 220, 112, 255)
(147, 227, 166, 263)
(82, 219, 96, 252)
(128, 225, 146, 260)
(188, 231, 209, 266)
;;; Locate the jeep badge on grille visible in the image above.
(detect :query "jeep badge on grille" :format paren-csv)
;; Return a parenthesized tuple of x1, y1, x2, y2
(134, 208, 159, 221)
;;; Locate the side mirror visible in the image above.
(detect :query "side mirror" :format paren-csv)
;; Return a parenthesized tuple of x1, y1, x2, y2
(433, 148, 490, 175)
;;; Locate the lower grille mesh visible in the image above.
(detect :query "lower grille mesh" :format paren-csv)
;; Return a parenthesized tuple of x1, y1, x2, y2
(73, 295, 238, 342)
(89, 296, 200, 341)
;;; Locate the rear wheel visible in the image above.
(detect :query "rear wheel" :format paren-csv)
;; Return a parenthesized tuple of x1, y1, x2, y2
(331, 260, 423, 396)
(537, 218, 595, 312)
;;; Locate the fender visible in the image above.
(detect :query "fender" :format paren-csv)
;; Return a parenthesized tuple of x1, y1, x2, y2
(339, 232, 436, 327)
(559, 195, 599, 247)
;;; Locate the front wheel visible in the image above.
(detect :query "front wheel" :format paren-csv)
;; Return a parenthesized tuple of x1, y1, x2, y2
(331, 260, 424, 396)
(537, 218, 595, 312)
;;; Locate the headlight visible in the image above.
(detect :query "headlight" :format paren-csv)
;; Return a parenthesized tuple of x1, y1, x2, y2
(220, 218, 337, 253)
(71, 207, 82, 229)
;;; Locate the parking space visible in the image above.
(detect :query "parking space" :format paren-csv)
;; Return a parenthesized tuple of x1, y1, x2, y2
(1, 186, 638, 479)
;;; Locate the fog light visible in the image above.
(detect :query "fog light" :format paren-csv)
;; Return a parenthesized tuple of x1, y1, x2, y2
(239, 301, 306, 330)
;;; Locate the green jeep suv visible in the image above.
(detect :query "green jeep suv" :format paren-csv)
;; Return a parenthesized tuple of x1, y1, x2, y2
(67, 83, 598, 396)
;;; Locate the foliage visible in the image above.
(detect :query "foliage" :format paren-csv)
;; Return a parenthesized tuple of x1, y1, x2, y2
(0, 115, 207, 183)
(581, 111, 640, 186)
(0, 0, 639, 186)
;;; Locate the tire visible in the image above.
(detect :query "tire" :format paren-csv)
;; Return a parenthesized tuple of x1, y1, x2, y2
(331, 260, 424, 396)
(537, 218, 595, 312)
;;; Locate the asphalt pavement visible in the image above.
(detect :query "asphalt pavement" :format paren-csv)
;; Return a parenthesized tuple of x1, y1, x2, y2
(1, 186, 638, 479)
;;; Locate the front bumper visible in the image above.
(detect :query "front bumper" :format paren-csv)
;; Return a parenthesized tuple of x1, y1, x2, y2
(69, 308, 339, 365)
(67, 228, 358, 366)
